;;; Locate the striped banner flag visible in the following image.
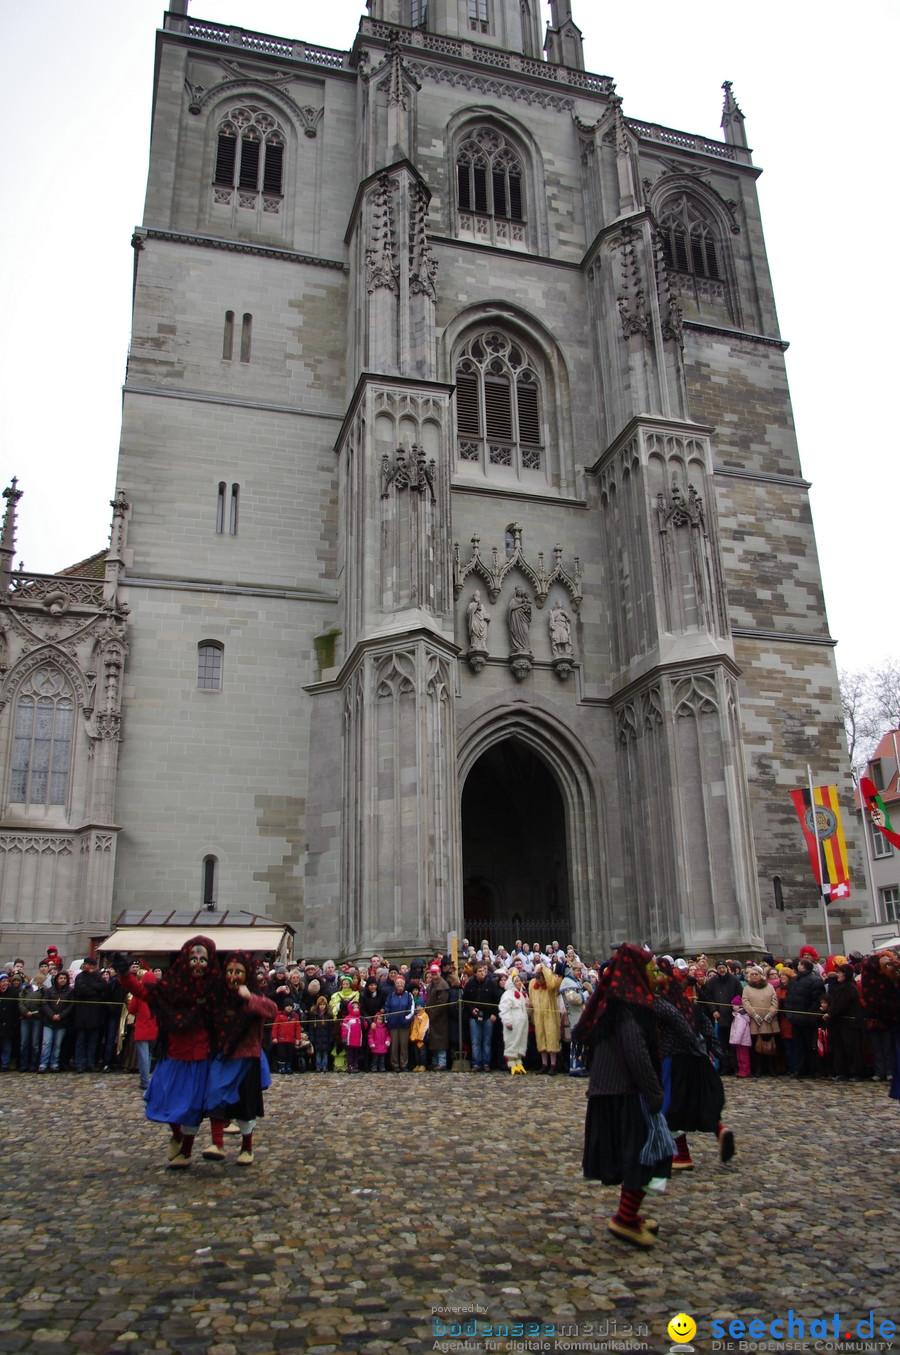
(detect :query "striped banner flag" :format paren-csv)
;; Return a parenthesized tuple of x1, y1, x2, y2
(790, 784, 851, 901)
(859, 776, 900, 850)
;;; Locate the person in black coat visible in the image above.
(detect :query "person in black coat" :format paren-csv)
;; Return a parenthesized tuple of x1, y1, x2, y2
(703, 962, 743, 1073)
(0, 973, 20, 1070)
(72, 958, 108, 1073)
(786, 959, 826, 1079)
(462, 963, 501, 1072)
(823, 963, 864, 1080)
(358, 977, 384, 1071)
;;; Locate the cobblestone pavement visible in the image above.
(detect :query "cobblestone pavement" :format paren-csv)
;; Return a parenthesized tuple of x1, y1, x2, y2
(1, 1071, 898, 1355)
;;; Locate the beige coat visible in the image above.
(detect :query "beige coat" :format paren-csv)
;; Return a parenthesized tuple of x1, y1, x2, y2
(529, 966, 562, 1053)
(742, 979, 779, 1033)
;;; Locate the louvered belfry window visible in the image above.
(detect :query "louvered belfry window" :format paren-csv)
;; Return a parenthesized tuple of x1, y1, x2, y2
(659, 195, 721, 280)
(455, 332, 543, 478)
(457, 129, 524, 223)
(213, 108, 285, 197)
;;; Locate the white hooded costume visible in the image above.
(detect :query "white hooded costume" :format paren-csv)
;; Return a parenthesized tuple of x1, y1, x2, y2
(498, 977, 530, 1062)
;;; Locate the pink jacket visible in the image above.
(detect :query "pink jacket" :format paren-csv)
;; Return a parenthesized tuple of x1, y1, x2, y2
(368, 1021, 390, 1054)
(729, 1006, 752, 1047)
(341, 1011, 363, 1048)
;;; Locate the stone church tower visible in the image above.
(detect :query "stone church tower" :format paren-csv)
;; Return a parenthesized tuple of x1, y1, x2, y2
(0, 0, 863, 963)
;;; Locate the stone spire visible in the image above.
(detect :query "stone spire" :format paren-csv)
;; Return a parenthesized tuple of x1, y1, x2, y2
(721, 80, 748, 149)
(168, 1, 189, 14)
(545, 0, 584, 70)
(611, 93, 638, 213)
(0, 478, 23, 592)
(385, 36, 419, 161)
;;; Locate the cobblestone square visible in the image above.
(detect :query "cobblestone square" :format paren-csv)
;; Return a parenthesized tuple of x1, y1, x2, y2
(1, 1074, 897, 1355)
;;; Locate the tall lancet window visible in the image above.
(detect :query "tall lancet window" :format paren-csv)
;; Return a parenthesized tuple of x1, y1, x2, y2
(455, 331, 544, 483)
(410, 0, 428, 26)
(211, 106, 286, 227)
(10, 669, 75, 807)
(658, 192, 733, 322)
(456, 127, 525, 248)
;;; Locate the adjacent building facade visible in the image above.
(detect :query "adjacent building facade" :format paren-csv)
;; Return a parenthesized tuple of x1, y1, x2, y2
(0, 0, 866, 963)
(856, 731, 900, 930)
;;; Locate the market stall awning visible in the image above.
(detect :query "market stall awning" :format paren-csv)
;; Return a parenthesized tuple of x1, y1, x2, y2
(97, 909, 293, 959)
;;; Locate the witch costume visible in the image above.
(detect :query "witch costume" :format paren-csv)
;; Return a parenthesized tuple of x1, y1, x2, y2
(654, 958, 733, 1170)
(116, 934, 220, 1168)
(203, 951, 277, 1165)
(577, 944, 672, 1248)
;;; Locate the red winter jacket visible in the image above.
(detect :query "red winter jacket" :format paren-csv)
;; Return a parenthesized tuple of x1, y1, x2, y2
(272, 1009, 301, 1045)
(128, 972, 159, 1042)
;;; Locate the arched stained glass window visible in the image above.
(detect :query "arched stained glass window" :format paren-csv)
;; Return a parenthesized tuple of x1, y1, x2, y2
(10, 669, 75, 807)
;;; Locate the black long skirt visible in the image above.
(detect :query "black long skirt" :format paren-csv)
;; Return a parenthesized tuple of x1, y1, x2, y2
(207, 1057, 265, 1122)
(582, 1092, 672, 1191)
(662, 1053, 725, 1133)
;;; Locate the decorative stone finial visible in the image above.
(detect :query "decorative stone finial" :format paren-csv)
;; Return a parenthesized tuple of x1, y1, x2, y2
(721, 81, 748, 149)
(1, 478, 23, 591)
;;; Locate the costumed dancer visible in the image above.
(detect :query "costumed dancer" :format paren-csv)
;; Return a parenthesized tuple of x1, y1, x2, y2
(577, 944, 673, 1248)
(204, 951, 278, 1165)
(114, 935, 220, 1169)
(499, 969, 530, 1074)
(654, 957, 734, 1172)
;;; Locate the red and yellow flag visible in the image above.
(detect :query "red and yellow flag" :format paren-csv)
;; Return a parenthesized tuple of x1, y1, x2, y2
(790, 784, 851, 901)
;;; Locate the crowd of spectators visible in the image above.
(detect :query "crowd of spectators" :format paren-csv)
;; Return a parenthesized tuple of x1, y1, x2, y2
(2, 937, 897, 1084)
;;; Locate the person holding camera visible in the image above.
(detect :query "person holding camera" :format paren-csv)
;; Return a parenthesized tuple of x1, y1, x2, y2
(463, 962, 500, 1072)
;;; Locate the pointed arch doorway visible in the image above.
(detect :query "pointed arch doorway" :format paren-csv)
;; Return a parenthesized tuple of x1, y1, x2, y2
(461, 736, 571, 950)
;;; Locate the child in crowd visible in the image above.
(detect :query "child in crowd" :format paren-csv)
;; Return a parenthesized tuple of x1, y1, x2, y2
(341, 996, 364, 1073)
(308, 994, 333, 1072)
(368, 1009, 390, 1072)
(729, 993, 751, 1077)
(272, 1004, 301, 1074)
(410, 989, 430, 1071)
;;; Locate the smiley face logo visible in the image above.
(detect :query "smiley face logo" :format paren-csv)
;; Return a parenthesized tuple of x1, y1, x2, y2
(667, 1313, 697, 1345)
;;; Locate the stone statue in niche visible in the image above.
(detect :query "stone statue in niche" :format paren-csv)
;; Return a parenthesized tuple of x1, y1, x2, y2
(466, 590, 490, 649)
(548, 604, 572, 657)
(466, 590, 491, 673)
(507, 587, 532, 654)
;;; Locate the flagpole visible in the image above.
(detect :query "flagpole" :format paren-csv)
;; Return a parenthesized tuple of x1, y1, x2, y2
(854, 771, 881, 924)
(807, 764, 833, 953)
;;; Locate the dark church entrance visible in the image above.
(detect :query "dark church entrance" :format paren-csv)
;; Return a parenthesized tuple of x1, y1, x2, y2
(461, 737, 571, 951)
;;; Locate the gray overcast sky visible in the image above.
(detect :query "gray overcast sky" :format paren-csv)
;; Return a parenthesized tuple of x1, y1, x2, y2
(1, 1, 895, 676)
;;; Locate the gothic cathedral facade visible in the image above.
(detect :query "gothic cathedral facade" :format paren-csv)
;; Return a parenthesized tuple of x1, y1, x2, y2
(0, 0, 863, 963)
